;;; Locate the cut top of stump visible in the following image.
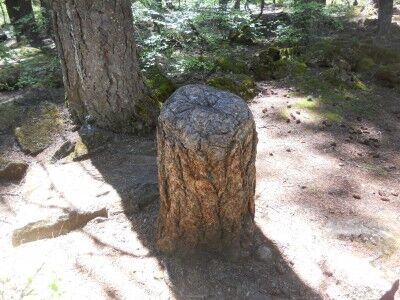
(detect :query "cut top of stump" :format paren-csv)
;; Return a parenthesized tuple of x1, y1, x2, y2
(159, 84, 255, 160)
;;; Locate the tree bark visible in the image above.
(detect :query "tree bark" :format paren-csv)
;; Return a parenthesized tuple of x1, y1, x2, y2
(157, 85, 257, 256)
(377, 0, 393, 38)
(51, 0, 159, 133)
(4, 0, 37, 41)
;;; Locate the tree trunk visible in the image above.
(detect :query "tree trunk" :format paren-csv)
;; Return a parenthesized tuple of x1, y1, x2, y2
(51, 0, 159, 133)
(4, 0, 37, 41)
(234, 0, 241, 9)
(40, 0, 52, 36)
(377, 0, 393, 38)
(157, 85, 257, 257)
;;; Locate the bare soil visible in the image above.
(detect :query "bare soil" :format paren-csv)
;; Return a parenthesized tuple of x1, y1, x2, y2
(0, 79, 399, 299)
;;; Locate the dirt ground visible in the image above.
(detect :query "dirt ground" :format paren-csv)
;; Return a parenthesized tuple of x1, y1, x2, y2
(0, 78, 399, 299)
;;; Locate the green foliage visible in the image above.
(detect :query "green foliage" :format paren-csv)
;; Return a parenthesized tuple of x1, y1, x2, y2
(275, 1, 349, 45)
(16, 54, 62, 89)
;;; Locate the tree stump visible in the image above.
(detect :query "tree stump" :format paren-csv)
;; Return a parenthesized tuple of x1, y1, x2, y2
(156, 84, 258, 255)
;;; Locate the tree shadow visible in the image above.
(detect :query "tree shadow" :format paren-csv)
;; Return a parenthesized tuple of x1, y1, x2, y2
(86, 132, 322, 299)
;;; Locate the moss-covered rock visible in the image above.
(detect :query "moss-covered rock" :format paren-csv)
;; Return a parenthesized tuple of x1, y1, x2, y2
(207, 74, 258, 101)
(0, 64, 21, 91)
(69, 137, 90, 161)
(251, 47, 290, 81)
(374, 64, 400, 88)
(145, 67, 177, 103)
(216, 56, 249, 74)
(15, 102, 64, 155)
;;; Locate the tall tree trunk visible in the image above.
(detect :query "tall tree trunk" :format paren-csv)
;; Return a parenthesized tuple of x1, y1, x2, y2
(377, 0, 393, 38)
(51, 0, 159, 133)
(4, 0, 37, 42)
(40, 0, 52, 36)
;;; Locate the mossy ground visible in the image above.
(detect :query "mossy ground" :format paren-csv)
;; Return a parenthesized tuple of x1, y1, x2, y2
(207, 74, 258, 101)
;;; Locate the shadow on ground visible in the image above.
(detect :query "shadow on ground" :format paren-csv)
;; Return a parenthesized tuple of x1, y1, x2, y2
(86, 133, 322, 299)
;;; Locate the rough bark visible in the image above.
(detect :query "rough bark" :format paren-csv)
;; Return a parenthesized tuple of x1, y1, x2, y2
(156, 85, 257, 255)
(4, 0, 37, 41)
(377, 0, 393, 38)
(51, 0, 159, 133)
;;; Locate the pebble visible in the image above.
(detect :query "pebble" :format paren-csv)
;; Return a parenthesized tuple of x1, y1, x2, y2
(330, 142, 337, 147)
(262, 108, 268, 113)
(380, 197, 390, 202)
(296, 119, 301, 124)
(287, 105, 292, 108)
(353, 194, 361, 199)
(286, 118, 290, 123)
(286, 148, 291, 152)
(391, 192, 398, 197)
(296, 111, 301, 115)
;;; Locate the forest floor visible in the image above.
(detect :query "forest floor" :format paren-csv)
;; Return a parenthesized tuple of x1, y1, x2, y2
(0, 74, 399, 299)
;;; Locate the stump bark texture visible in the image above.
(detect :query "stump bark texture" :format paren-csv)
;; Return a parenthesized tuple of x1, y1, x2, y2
(156, 84, 257, 254)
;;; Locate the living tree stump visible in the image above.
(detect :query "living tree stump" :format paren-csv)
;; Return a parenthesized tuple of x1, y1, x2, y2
(156, 84, 258, 255)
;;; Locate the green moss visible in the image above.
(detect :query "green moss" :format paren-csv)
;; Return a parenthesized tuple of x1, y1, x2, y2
(70, 138, 89, 161)
(216, 56, 249, 74)
(145, 67, 177, 103)
(374, 64, 400, 88)
(207, 74, 258, 101)
(0, 102, 25, 132)
(0, 64, 21, 91)
(355, 56, 375, 72)
(14, 103, 64, 155)
(359, 45, 400, 65)
(296, 98, 319, 110)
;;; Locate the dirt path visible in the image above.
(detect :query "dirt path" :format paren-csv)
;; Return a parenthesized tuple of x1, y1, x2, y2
(0, 82, 399, 299)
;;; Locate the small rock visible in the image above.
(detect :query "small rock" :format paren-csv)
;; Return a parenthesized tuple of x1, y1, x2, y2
(0, 159, 29, 181)
(391, 192, 398, 197)
(380, 197, 390, 202)
(286, 118, 290, 123)
(353, 194, 361, 200)
(339, 163, 345, 167)
(286, 148, 291, 152)
(296, 111, 301, 115)
(269, 153, 274, 156)
(256, 245, 274, 262)
(296, 119, 301, 124)
(12, 207, 108, 246)
(262, 108, 268, 113)
(330, 142, 337, 147)
(287, 105, 292, 108)
(287, 130, 292, 133)
(378, 190, 387, 197)
(300, 185, 307, 189)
